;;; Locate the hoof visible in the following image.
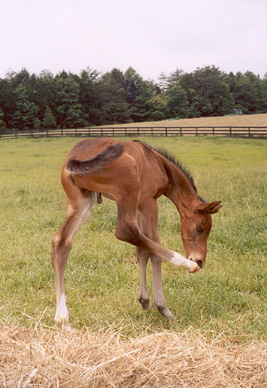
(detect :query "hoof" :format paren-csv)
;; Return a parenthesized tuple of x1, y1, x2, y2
(62, 323, 72, 332)
(157, 306, 175, 319)
(55, 314, 71, 331)
(142, 302, 151, 311)
(189, 262, 201, 273)
(139, 298, 151, 311)
(166, 312, 176, 320)
(55, 319, 71, 332)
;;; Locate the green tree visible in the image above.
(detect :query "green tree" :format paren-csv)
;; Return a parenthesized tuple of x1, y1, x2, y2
(7, 68, 31, 90)
(157, 69, 184, 95)
(227, 71, 266, 113)
(146, 95, 167, 121)
(0, 108, 6, 130)
(166, 85, 189, 118)
(54, 75, 84, 128)
(124, 67, 153, 122)
(0, 79, 16, 128)
(97, 69, 131, 124)
(33, 118, 41, 129)
(42, 106, 56, 128)
(31, 70, 56, 122)
(11, 85, 38, 129)
(180, 66, 234, 117)
(79, 68, 101, 125)
(166, 69, 184, 88)
(262, 73, 267, 111)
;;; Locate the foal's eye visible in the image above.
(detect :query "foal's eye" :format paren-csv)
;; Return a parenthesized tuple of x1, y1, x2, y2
(196, 224, 203, 234)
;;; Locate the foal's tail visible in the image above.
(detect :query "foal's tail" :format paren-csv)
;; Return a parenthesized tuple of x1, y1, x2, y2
(66, 143, 123, 176)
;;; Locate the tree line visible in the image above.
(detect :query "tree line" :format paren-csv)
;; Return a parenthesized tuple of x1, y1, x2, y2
(0, 66, 266, 130)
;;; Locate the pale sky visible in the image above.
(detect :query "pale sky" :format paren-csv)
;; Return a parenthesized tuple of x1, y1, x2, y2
(0, 0, 266, 80)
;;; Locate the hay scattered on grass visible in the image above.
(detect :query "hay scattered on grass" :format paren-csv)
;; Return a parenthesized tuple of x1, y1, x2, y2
(0, 325, 266, 388)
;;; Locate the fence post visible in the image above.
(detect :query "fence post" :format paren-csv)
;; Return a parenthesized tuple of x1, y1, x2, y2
(165, 128, 168, 136)
(212, 127, 215, 136)
(180, 127, 182, 136)
(196, 127, 198, 136)
(230, 127, 232, 137)
(248, 127, 251, 137)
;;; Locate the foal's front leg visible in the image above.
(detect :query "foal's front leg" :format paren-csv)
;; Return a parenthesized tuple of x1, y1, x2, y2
(151, 256, 175, 319)
(115, 187, 198, 319)
(136, 247, 150, 310)
(138, 200, 174, 318)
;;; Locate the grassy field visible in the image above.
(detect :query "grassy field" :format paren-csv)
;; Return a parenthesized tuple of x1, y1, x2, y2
(0, 135, 266, 387)
(0, 135, 266, 342)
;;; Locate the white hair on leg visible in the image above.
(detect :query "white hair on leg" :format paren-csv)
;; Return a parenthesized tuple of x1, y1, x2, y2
(55, 293, 71, 331)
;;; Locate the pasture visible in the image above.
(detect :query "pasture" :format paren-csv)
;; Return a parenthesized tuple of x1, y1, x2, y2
(0, 136, 266, 386)
(107, 112, 267, 128)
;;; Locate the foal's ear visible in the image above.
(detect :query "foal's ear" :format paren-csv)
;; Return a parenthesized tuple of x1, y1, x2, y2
(195, 201, 222, 214)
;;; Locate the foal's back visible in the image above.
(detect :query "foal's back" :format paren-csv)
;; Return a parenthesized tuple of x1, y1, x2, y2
(64, 138, 169, 199)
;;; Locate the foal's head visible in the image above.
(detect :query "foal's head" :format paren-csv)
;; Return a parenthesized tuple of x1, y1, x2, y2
(180, 201, 222, 268)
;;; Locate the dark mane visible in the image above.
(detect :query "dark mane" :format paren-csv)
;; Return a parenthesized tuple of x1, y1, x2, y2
(134, 140, 197, 193)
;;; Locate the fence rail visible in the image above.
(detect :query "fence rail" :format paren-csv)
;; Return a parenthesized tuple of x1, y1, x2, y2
(1, 126, 267, 139)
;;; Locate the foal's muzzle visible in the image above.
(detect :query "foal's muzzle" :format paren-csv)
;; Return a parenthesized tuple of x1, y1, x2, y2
(189, 257, 204, 269)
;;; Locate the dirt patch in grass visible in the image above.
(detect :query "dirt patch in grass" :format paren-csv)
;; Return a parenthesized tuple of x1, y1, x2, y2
(1, 325, 266, 387)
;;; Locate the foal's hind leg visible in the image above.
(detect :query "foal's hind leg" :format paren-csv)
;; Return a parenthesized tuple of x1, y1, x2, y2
(51, 186, 95, 330)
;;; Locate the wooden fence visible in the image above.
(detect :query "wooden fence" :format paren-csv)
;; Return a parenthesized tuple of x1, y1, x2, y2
(1, 126, 267, 139)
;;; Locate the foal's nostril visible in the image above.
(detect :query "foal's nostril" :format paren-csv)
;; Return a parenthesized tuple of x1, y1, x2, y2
(189, 257, 203, 268)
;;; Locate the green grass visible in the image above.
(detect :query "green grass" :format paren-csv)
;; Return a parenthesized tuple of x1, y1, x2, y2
(0, 136, 266, 342)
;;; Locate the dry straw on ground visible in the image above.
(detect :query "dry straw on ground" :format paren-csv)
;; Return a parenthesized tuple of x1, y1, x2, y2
(110, 113, 267, 128)
(0, 325, 266, 388)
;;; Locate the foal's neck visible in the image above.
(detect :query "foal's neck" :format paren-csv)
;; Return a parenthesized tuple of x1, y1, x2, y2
(164, 160, 199, 216)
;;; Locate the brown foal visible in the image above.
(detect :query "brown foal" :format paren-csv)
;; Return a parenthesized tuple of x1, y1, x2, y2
(51, 138, 221, 330)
